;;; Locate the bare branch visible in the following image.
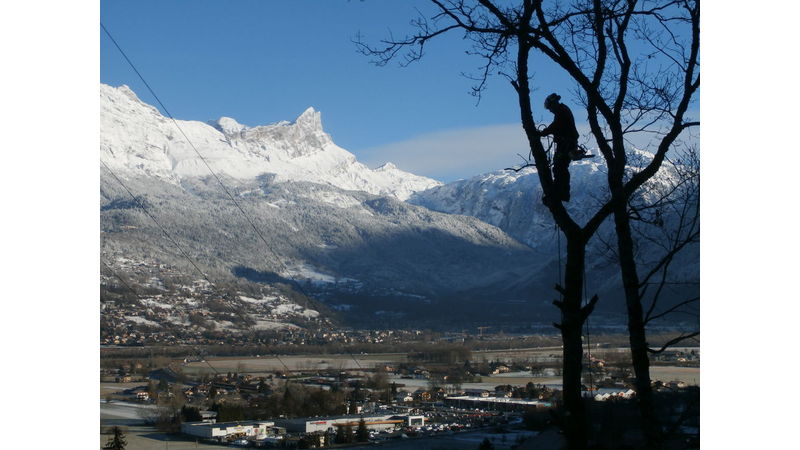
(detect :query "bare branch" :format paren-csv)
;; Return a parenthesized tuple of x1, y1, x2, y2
(645, 296, 699, 324)
(648, 332, 699, 354)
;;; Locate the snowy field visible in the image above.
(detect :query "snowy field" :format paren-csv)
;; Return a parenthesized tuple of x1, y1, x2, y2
(650, 366, 700, 385)
(101, 424, 225, 450)
(181, 348, 699, 387)
(182, 353, 401, 375)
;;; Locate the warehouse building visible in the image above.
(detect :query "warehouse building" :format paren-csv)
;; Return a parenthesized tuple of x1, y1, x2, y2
(180, 420, 282, 442)
(274, 414, 424, 434)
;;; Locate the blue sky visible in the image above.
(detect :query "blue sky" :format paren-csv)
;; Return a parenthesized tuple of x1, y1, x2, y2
(100, 0, 583, 181)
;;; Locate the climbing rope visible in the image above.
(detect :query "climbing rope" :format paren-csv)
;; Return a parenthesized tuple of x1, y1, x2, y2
(556, 225, 562, 288)
(584, 264, 594, 395)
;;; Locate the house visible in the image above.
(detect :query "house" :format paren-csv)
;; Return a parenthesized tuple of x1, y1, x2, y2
(395, 392, 414, 403)
(622, 389, 635, 398)
(199, 410, 218, 422)
(666, 380, 688, 389)
(492, 365, 511, 374)
(593, 389, 636, 402)
(414, 369, 431, 380)
(413, 389, 431, 401)
(464, 389, 490, 398)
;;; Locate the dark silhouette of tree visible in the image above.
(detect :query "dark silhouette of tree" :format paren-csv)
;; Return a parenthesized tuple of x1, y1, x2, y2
(357, 1, 699, 448)
(180, 405, 203, 422)
(216, 404, 245, 422)
(478, 437, 495, 450)
(335, 425, 347, 444)
(357, 417, 369, 442)
(102, 426, 127, 450)
(297, 436, 312, 449)
(352, 380, 366, 402)
(599, 145, 700, 447)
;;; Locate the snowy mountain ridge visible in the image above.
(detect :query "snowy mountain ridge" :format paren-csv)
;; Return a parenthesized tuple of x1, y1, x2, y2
(409, 161, 607, 250)
(100, 84, 441, 200)
(408, 148, 685, 249)
(409, 151, 699, 310)
(101, 83, 552, 329)
(100, 83, 696, 330)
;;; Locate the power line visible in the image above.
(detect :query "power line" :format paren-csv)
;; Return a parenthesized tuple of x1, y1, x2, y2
(101, 161, 261, 337)
(101, 259, 147, 302)
(101, 258, 226, 375)
(100, 191, 289, 379)
(101, 160, 217, 290)
(102, 22, 367, 377)
(101, 22, 295, 295)
(101, 20, 355, 353)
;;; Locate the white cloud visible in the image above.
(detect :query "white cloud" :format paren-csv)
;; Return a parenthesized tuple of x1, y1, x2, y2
(358, 123, 530, 182)
(357, 117, 699, 182)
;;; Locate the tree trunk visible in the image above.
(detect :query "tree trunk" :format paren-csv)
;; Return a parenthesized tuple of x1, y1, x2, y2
(512, 24, 589, 449)
(611, 190, 661, 449)
(559, 235, 589, 450)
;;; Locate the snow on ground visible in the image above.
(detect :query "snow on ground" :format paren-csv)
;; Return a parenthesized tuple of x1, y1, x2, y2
(300, 308, 320, 318)
(271, 303, 303, 315)
(123, 316, 161, 327)
(283, 264, 336, 284)
(139, 299, 174, 309)
(164, 315, 189, 326)
(239, 295, 280, 305)
(300, 190, 362, 208)
(100, 400, 158, 421)
(208, 320, 237, 330)
(252, 320, 298, 330)
(389, 376, 561, 393)
(493, 370, 536, 378)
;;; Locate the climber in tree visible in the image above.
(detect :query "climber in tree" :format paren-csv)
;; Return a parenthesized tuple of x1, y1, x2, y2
(540, 93, 583, 203)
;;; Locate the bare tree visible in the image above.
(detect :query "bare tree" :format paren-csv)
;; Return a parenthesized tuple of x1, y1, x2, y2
(357, 1, 699, 448)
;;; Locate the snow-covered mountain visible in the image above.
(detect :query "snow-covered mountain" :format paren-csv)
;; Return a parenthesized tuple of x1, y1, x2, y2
(100, 84, 440, 201)
(100, 84, 553, 330)
(409, 162, 606, 250)
(409, 155, 699, 318)
(100, 83, 696, 331)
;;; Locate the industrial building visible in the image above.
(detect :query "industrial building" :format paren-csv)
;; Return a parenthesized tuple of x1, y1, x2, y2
(274, 413, 424, 434)
(180, 420, 283, 442)
(444, 395, 550, 411)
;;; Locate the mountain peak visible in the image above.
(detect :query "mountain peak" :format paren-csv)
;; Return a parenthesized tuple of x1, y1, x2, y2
(211, 117, 247, 135)
(116, 84, 138, 99)
(295, 107, 322, 131)
(100, 83, 440, 199)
